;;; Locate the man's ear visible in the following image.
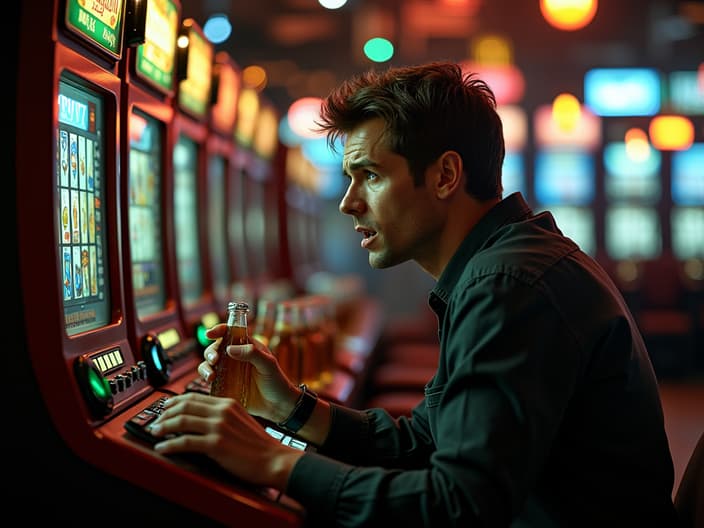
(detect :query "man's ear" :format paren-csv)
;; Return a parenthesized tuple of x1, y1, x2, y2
(433, 151, 463, 199)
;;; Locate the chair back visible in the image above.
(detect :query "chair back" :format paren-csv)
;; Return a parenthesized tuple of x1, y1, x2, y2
(674, 430, 704, 528)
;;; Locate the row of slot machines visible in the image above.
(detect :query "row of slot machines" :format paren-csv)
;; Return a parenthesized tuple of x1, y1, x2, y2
(12, 1, 373, 524)
(500, 108, 703, 300)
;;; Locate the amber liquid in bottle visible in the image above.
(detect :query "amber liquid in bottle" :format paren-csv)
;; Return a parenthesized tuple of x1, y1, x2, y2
(269, 301, 302, 384)
(210, 301, 252, 408)
(252, 298, 276, 348)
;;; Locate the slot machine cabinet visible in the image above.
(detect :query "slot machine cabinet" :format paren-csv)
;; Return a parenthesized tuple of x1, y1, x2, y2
(284, 145, 325, 291)
(13, 0, 204, 519)
(119, 0, 191, 390)
(228, 86, 261, 306)
(206, 51, 241, 312)
(170, 18, 224, 361)
(599, 116, 665, 306)
(118, 16, 309, 520)
(531, 103, 601, 263)
(250, 100, 289, 288)
(13, 2, 361, 524)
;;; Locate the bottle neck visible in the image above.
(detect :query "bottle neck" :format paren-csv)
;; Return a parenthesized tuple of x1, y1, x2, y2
(228, 309, 249, 329)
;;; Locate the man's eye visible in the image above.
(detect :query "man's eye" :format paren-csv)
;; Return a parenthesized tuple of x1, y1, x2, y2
(365, 171, 378, 181)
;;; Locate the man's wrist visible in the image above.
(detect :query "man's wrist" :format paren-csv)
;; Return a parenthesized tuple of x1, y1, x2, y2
(277, 383, 318, 434)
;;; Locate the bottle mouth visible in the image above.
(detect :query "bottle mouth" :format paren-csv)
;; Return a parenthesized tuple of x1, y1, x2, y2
(228, 301, 250, 312)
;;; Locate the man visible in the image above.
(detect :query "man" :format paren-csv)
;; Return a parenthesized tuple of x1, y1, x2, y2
(148, 62, 679, 527)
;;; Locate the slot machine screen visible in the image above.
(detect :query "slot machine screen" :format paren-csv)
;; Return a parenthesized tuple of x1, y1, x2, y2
(229, 167, 249, 277)
(128, 109, 166, 317)
(173, 135, 204, 307)
(207, 154, 230, 303)
(501, 151, 525, 198)
(671, 144, 704, 260)
(671, 208, 704, 260)
(669, 71, 704, 115)
(605, 205, 662, 260)
(544, 206, 596, 257)
(604, 142, 661, 202)
(671, 143, 704, 206)
(58, 76, 110, 336)
(245, 176, 268, 275)
(534, 150, 595, 206)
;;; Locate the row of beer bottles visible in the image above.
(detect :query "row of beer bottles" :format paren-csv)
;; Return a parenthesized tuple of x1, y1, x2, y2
(209, 294, 339, 409)
(253, 294, 338, 390)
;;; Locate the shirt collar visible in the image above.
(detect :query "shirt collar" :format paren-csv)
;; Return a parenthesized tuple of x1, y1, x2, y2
(429, 192, 533, 312)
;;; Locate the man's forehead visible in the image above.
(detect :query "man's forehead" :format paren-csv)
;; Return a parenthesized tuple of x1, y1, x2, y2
(343, 121, 388, 160)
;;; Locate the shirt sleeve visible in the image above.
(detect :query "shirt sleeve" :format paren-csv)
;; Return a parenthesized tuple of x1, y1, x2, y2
(286, 273, 582, 527)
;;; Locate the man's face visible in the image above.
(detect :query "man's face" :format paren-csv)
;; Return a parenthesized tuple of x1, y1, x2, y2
(339, 118, 443, 269)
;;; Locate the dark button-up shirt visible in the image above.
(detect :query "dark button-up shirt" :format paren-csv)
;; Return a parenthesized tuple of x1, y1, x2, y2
(287, 193, 678, 527)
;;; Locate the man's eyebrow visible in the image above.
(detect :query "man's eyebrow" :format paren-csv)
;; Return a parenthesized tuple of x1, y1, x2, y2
(344, 158, 378, 174)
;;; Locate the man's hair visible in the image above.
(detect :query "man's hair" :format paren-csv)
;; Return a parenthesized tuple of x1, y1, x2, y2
(316, 61, 504, 200)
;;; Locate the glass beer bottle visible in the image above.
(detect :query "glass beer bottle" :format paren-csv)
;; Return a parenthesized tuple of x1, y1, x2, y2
(210, 301, 252, 408)
(252, 298, 276, 348)
(269, 300, 302, 384)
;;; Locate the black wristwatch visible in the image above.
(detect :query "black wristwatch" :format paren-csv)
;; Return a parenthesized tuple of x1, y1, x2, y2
(278, 384, 318, 434)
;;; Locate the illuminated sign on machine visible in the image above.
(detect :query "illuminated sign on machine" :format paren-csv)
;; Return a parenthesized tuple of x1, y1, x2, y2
(64, 0, 126, 59)
(135, 0, 179, 94)
(157, 328, 181, 350)
(94, 348, 125, 373)
(177, 19, 213, 120)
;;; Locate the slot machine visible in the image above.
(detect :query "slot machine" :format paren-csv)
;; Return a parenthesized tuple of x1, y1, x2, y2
(78, 1, 301, 524)
(248, 98, 306, 304)
(250, 100, 287, 289)
(14, 0, 217, 519)
(170, 18, 224, 359)
(531, 102, 601, 260)
(119, 0, 195, 391)
(206, 51, 241, 312)
(284, 145, 324, 289)
(584, 67, 664, 294)
(228, 85, 265, 306)
(665, 70, 704, 304)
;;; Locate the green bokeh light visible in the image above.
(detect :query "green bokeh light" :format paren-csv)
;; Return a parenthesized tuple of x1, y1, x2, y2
(364, 37, 394, 63)
(196, 324, 213, 348)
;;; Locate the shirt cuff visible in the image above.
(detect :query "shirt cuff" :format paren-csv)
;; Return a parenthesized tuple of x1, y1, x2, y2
(286, 451, 353, 522)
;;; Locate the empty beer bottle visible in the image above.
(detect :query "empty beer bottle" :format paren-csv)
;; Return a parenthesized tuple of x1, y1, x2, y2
(210, 301, 252, 408)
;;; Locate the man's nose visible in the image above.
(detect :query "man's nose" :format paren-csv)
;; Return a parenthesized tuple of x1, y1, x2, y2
(338, 184, 364, 215)
(339, 186, 364, 215)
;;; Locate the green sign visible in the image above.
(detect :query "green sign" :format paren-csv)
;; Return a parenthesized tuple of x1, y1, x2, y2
(135, 0, 179, 94)
(65, 0, 125, 59)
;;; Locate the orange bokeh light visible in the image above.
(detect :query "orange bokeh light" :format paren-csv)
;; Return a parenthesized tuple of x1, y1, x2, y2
(552, 92, 582, 132)
(540, 0, 598, 31)
(624, 127, 651, 162)
(649, 115, 695, 151)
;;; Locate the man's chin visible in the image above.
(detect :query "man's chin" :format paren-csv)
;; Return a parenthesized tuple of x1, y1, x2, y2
(369, 252, 399, 269)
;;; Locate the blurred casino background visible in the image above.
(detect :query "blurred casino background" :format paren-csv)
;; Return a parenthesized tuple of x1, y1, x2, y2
(8, 1, 703, 512)
(179, 0, 704, 379)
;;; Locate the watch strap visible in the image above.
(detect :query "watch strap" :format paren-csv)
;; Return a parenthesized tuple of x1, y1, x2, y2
(278, 384, 318, 434)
